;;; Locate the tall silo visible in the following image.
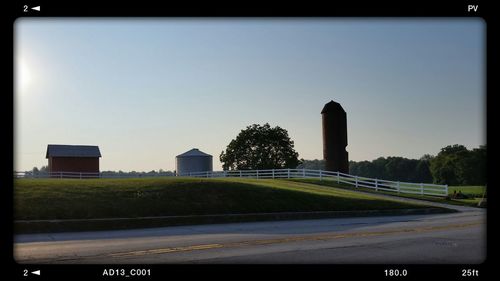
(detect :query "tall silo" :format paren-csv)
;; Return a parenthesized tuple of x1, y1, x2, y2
(321, 100, 349, 173)
(176, 148, 213, 176)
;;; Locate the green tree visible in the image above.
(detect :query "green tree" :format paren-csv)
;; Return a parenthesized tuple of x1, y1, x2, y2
(414, 154, 434, 183)
(31, 166, 48, 175)
(297, 159, 325, 170)
(371, 157, 388, 178)
(220, 123, 300, 170)
(430, 144, 469, 185)
(344, 144, 484, 185)
(384, 157, 420, 181)
(458, 145, 486, 185)
(470, 145, 487, 185)
(349, 156, 433, 183)
(39, 165, 48, 173)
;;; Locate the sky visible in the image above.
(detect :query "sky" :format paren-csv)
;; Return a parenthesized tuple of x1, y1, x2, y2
(14, 18, 486, 172)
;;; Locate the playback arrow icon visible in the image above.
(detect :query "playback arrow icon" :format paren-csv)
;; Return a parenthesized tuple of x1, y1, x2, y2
(31, 6, 40, 11)
(31, 270, 40, 276)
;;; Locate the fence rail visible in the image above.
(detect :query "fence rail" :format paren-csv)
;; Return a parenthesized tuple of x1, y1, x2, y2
(178, 168, 448, 197)
(13, 171, 174, 179)
(14, 168, 448, 197)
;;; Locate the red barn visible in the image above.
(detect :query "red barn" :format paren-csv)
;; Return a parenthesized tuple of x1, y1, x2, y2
(46, 144, 101, 176)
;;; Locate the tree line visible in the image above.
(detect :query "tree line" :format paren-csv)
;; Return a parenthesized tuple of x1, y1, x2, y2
(298, 144, 486, 186)
(28, 166, 175, 177)
(27, 118, 485, 187)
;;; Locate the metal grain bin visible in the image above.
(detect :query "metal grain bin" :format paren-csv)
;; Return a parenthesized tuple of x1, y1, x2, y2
(176, 148, 213, 176)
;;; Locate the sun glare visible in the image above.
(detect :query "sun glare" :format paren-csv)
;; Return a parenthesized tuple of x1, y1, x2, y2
(17, 58, 32, 92)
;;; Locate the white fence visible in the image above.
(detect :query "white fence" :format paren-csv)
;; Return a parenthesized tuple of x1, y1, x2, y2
(13, 171, 174, 179)
(178, 169, 449, 197)
(14, 168, 448, 197)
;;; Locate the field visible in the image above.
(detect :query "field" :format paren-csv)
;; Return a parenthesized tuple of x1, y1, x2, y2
(14, 177, 434, 221)
(447, 186, 486, 198)
(288, 179, 486, 207)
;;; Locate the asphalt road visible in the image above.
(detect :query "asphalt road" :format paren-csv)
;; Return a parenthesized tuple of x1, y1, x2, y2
(14, 198, 486, 264)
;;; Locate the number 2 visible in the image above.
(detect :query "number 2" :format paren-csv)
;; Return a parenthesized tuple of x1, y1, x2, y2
(23, 5, 28, 12)
(23, 269, 28, 276)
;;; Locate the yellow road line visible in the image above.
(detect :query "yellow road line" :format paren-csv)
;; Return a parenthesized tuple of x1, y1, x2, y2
(110, 244, 224, 257)
(109, 221, 482, 258)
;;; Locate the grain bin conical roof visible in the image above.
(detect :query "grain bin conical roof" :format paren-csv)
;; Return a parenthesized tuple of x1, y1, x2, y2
(176, 148, 212, 158)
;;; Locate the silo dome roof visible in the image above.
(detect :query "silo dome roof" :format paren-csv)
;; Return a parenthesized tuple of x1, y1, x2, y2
(321, 100, 345, 114)
(176, 148, 212, 157)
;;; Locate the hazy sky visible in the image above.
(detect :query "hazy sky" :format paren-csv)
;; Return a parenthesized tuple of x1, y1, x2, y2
(14, 18, 485, 172)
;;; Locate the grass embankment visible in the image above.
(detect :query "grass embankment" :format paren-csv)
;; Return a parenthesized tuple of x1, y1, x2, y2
(288, 179, 486, 208)
(14, 177, 447, 233)
(447, 186, 486, 206)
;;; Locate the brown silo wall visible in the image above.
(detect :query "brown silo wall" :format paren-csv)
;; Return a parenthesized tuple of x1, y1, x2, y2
(322, 107, 349, 173)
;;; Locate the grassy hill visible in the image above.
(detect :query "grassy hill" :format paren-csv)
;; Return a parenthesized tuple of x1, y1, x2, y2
(288, 178, 486, 207)
(14, 177, 434, 221)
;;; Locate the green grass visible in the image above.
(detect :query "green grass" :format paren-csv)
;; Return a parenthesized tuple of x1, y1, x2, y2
(14, 177, 434, 221)
(287, 178, 486, 208)
(447, 186, 486, 198)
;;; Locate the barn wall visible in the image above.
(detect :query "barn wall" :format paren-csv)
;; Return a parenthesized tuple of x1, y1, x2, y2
(49, 157, 100, 173)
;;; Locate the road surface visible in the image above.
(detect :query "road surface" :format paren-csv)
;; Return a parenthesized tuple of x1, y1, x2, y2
(14, 197, 485, 264)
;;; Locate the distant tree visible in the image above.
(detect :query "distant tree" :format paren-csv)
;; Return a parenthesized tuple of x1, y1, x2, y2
(439, 144, 469, 155)
(470, 145, 487, 185)
(430, 157, 459, 185)
(297, 159, 324, 170)
(220, 123, 301, 170)
(350, 160, 378, 178)
(101, 170, 174, 177)
(39, 166, 48, 173)
(31, 166, 48, 176)
(419, 154, 434, 162)
(384, 157, 412, 181)
(371, 157, 388, 178)
(349, 156, 433, 183)
(456, 145, 486, 185)
(337, 144, 484, 185)
(414, 155, 434, 183)
(430, 144, 469, 185)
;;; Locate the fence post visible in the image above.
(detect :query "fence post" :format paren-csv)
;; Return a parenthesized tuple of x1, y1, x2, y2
(60, 172, 62, 179)
(256, 170, 259, 179)
(337, 171, 340, 184)
(319, 170, 323, 181)
(239, 170, 242, 178)
(303, 168, 305, 178)
(397, 181, 400, 193)
(272, 169, 275, 179)
(80, 173, 82, 179)
(287, 168, 290, 179)
(445, 184, 448, 197)
(355, 176, 358, 188)
(420, 183, 424, 195)
(375, 179, 378, 191)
